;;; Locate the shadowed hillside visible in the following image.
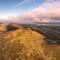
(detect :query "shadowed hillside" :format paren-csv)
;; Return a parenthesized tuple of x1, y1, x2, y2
(0, 24, 60, 60)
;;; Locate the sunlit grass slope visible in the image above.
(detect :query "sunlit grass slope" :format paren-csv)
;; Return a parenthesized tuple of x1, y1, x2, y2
(0, 27, 60, 60)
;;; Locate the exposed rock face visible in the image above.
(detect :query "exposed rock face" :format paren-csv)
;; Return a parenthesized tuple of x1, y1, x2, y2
(0, 24, 7, 32)
(0, 23, 23, 32)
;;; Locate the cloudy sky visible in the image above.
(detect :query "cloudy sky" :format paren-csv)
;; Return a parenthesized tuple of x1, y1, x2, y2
(0, 0, 43, 18)
(0, 0, 60, 23)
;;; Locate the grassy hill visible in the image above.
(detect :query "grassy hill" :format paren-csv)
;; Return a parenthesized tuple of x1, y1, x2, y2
(0, 24, 60, 60)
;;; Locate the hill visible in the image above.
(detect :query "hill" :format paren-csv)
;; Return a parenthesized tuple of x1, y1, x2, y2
(0, 24, 60, 60)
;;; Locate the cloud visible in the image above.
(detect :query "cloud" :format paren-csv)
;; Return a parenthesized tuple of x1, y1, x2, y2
(1, 0, 60, 24)
(16, 1, 60, 23)
(45, 0, 60, 2)
(33, 1, 60, 17)
(32, 1, 60, 23)
(17, 0, 35, 6)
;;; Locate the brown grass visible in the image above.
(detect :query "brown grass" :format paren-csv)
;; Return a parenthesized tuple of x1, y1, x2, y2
(0, 28, 60, 60)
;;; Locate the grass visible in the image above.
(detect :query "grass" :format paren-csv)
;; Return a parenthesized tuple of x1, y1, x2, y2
(0, 28, 60, 60)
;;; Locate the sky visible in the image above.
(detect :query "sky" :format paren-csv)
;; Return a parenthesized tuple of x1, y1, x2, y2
(0, 0, 60, 23)
(0, 0, 44, 18)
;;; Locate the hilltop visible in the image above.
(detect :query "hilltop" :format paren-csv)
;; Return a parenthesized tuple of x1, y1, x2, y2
(0, 24, 60, 60)
(0, 27, 45, 60)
